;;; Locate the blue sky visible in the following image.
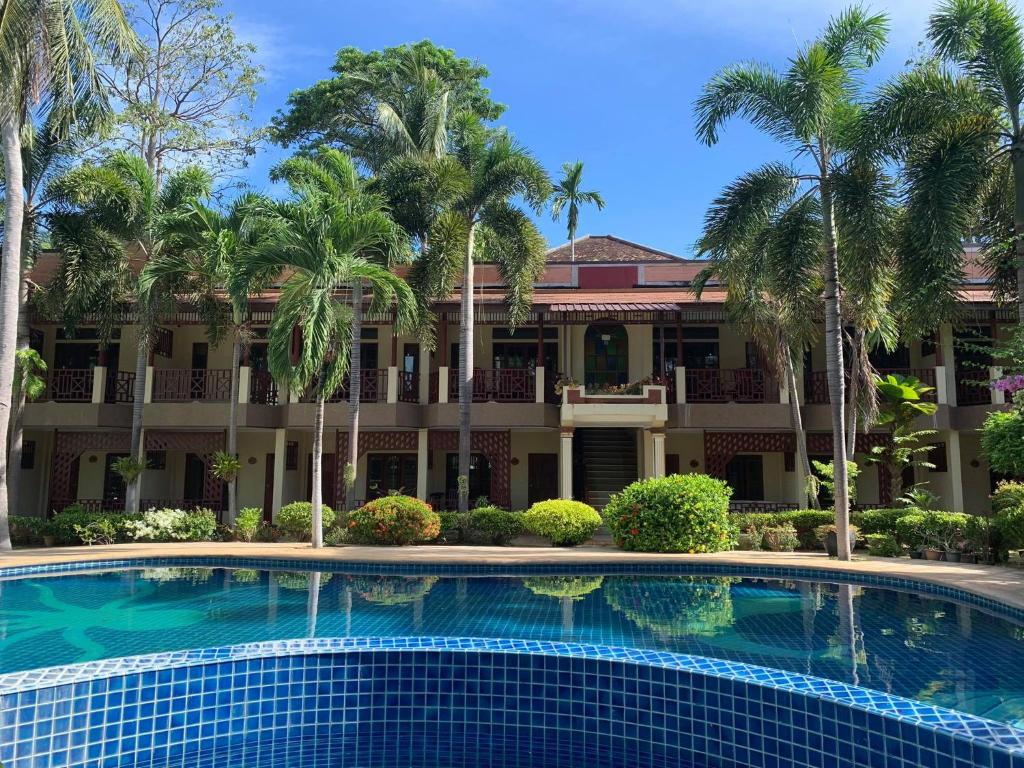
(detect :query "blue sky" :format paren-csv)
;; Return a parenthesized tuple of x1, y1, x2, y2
(221, 0, 946, 256)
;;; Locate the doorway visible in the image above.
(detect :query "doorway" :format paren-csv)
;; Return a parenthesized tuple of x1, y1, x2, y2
(584, 324, 628, 388)
(366, 454, 418, 499)
(527, 453, 558, 505)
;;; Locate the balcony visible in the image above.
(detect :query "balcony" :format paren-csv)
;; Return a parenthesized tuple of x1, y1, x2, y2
(807, 367, 938, 405)
(46, 368, 94, 402)
(397, 370, 419, 403)
(249, 370, 278, 405)
(300, 369, 387, 404)
(685, 368, 771, 403)
(152, 369, 232, 402)
(446, 368, 536, 403)
(104, 370, 136, 403)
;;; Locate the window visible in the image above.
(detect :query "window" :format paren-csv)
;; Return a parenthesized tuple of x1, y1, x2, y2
(103, 453, 128, 505)
(146, 450, 166, 470)
(445, 453, 491, 502)
(928, 443, 948, 473)
(725, 455, 764, 501)
(366, 454, 418, 499)
(21, 440, 35, 470)
(584, 324, 629, 387)
(652, 326, 720, 374)
(286, 441, 299, 470)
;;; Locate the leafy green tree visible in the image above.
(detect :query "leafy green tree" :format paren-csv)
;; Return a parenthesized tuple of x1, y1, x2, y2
(270, 148, 415, 511)
(696, 183, 822, 507)
(237, 152, 415, 546)
(434, 115, 551, 512)
(0, 0, 140, 549)
(551, 161, 605, 262)
(694, 7, 892, 559)
(46, 152, 212, 513)
(866, 374, 939, 502)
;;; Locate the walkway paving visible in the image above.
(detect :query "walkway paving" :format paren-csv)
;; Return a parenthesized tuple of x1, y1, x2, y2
(4, 542, 1024, 611)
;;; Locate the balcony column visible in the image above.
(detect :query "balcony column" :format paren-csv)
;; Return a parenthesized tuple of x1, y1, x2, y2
(946, 430, 966, 513)
(535, 367, 544, 404)
(438, 366, 449, 404)
(675, 366, 687, 404)
(386, 366, 399, 404)
(91, 366, 106, 403)
(938, 323, 957, 406)
(271, 428, 286, 520)
(652, 430, 666, 479)
(419, 345, 431, 404)
(143, 355, 155, 404)
(559, 428, 573, 499)
(991, 367, 1005, 405)
(238, 346, 250, 404)
(416, 428, 429, 501)
(642, 430, 655, 478)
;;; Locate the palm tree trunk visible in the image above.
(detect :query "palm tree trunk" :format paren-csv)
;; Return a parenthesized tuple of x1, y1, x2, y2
(458, 224, 477, 513)
(311, 392, 325, 548)
(8, 273, 30, 516)
(227, 337, 240, 523)
(846, 331, 860, 461)
(0, 117, 24, 551)
(346, 279, 364, 512)
(820, 172, 851, 560)
(1014, 154, 1024, 324)
(785, 350, 816, 509)
(306, 571, 321, 637)
(127, 341, 148, 513)
(570, 236, 575, 263)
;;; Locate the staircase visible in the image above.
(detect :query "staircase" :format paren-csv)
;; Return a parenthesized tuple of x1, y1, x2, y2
(578, 428, 638, 509)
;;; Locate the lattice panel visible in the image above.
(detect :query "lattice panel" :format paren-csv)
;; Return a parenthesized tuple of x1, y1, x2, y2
(807, 433, 893, 504)
(50, 431, 131, 513)
(335, 430, 420, 505)
(144, 431, 225, 505)
(703, 432, 796, 479)
(428, 430, 511, 508)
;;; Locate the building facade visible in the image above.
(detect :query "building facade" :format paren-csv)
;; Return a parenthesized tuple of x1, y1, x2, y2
(17, 236, 1014, 520)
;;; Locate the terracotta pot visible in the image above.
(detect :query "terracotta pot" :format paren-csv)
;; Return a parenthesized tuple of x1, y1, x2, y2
(923, 548, 943, 561)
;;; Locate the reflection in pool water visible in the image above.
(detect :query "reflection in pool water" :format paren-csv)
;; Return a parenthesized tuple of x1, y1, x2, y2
(1, 568, 1023, 728)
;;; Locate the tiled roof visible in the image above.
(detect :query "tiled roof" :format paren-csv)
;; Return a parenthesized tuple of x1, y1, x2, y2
(545, 235, 684, 263)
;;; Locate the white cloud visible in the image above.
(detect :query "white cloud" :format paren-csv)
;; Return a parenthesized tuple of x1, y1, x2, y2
(230, 16, 329, 83)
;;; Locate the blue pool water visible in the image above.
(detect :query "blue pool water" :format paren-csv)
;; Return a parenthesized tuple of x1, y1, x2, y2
(2, 566, 1023, 731)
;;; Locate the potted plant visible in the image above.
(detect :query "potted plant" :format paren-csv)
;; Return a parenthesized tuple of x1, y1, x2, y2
(41, 519, 56, 547)
(737, 525, 764, 551)
(815, 524, 859, 557)
(961, 515, 990, 565)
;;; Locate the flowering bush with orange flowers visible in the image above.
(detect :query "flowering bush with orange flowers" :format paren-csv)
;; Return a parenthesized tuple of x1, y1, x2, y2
(604, 474, 735, 553)
(347, 495, 440, 545)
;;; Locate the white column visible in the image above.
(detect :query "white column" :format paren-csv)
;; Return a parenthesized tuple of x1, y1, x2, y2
(535, 367, 545, 404)
(419, 346, 431, 404)
(437, 366, 449, 404)
(990, 367, 1005, 405)
(416, 428, 429, 501)
(947, 430, 965, 513)
(939, 323, 957, 406)
(652, 431, 666, 478)
(238, 366, 250, 404)
(642, 429, 655, 478)
(778, 374, 789, 404)
(91, 366, 106, 404)
(143, 365, 154, 403)
(386, 366, 399, 404)
(271, 428, 286, 520)
(559, 429, 573, 499)
(934, 366, 948, 405)
(675, 366, 687, 404)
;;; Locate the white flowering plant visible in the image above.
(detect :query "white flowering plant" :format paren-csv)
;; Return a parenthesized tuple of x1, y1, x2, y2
(125, 507, 218, 542)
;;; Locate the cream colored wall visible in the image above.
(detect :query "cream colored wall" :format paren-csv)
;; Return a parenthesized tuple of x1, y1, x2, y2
(960, 433, 993, 514)
(16, 430, 51, 516)
(665, 432, 705, 474)
(509, 430, 559, 510)
(233, 431, 276, 510)
(717, 325, 750, 369)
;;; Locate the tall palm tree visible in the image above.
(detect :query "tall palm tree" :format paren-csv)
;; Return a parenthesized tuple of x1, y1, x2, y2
(138, 193, 275, 522)
(696, 188, 823, 507)
(433, 115, 550, 512)
(870, 0, 1024, 324)
(271, 148, 413, 511)
(551, 161, 605, 263)
(694, 8, 892, 559)
(0, 0, 140, 549)
(239, 155, 415, 546)
(46, 152, 211, 513)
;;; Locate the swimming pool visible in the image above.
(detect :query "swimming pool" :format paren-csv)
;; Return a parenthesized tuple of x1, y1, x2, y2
(2, 563, 1023, 730)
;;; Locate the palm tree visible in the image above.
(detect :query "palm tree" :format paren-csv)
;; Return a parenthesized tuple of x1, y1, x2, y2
(0, 0, 140, 549)
(696, 187, 822, 507)
(138, 194, 275, 522)
(551, 161, 605, 263)
(694, 8, 892, 559)
(46, 152, 212, 513)
(239, 153, 415, 546)
(869, 0, 1024, 324)
(435, 114, 551, 512)
(271, 148, 413, 511)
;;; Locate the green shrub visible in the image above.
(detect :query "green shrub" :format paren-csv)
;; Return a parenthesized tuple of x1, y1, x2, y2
(981, 410, 1024, 476)
(604, 576, 736, 637)
(277, 502, 337, 541)
(991, 480, 1024, 515)
(605, 475, 733, 553)
(851, 508, 909, 537)
(761, 524, 799, 552)
(234, 507, 264, 542)
(865, 533, 902, 557)
(126, 508, 218, 542)
(347, 495, 440, 545)
(467, 506, 525, 545)
(9, 515, 48, 546)
(522, 576, 604, 600)
(994, 505, 1024, 551)
(49, 507, 137, 545)
(729, 509, 835, 549)
(324, 525, 349, 547)
(75, 518, 117, 545)
(895, 512, 928, 550)
(348, 575, 439, 604)
(436, 511, 467, 544)
(524, 499, 602, 546)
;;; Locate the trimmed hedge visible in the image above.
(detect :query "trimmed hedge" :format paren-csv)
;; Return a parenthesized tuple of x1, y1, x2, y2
(606, 475, 734, 553)
(50, 507, 138, 545)
(347, 495, 440, 545)
(729, 510, 834, 549)
(850, 508, 910, 538)
(277, 502, 336, 541)
(523, 500, 602, 546)
(467, 506, 525, 545)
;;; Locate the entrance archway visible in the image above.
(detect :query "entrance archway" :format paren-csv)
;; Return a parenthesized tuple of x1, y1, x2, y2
(584, 324, 628, 388)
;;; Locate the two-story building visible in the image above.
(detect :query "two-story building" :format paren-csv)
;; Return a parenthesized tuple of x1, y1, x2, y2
(16, 235, 1013, 520)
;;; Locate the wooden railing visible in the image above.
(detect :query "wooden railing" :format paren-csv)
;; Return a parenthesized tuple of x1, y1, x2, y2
(105, 370, 136, 403)
(300, 369, 387, 404)
(877, 367, 937, 401)
(685, 368, 768, 403)
(140, 498, 223, 512)
(249, 371, 278, 405)
(808, 367, 939, 404)
(729, 500, 794, 513)
(447, 368, 535, 402)
(956, 375, 992, 405)
(398, 370, 419, 403)
(152, 369, 232, 402)
(47, 368, 94, 402)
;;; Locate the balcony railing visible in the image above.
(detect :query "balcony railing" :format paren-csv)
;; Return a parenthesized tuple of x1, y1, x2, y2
(808, 367, 939, 404)
(398, 370, 419, 403)
(729, 500, 794, 513)
(105, 370, 136, 403)
(249, 371, 278, 405)
(140, 497, 224, 513)
(300, 369, 387, 403)
(956, 375, 992, 405)
(877, 367, 937, 401)
(448, 368, 535, 402)
(47, 368, 94, 402)
(152, 368, 233, 402)
(685, 368, 769, 403)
